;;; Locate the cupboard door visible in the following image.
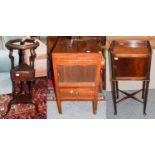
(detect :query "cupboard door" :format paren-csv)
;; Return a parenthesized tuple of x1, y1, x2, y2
(57, 64, 97, 83)
(112, 57, 149, 79)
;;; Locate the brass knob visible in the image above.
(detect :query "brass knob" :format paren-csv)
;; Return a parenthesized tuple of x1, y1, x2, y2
(70, 90, 74, 94)
(114, 57, 118, 60)
(98, 51, 102, 54)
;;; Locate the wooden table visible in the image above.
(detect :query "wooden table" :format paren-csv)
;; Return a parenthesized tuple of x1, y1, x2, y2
(52, 38, 102, 114)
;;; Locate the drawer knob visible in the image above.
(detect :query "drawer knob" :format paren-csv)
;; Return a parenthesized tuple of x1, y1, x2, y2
(98, 51, 102, 54)
(114, 57, 118, 60)
(70, 90, 74, 94)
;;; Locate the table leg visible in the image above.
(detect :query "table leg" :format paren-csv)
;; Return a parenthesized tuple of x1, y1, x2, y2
(93, 98, 98, 114)
(143, 81, 149, 115)
(142, 81, 146, 99)
(112, 80, 117, 115)
(115, 81, 119, 99)
(57, 99, 62, 114)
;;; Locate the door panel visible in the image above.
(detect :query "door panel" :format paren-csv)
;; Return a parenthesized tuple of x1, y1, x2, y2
(113, 57, 149, 78)
(57, 65, 97, 83)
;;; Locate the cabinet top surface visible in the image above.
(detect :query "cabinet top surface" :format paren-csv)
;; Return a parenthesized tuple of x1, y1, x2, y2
(52, 38, 101, 54)
(110, 40, 151, 57)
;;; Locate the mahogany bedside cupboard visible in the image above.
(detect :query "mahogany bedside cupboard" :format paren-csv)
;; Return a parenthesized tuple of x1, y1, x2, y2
(109, 40, 152, 115)
(52, 39, 102, 114)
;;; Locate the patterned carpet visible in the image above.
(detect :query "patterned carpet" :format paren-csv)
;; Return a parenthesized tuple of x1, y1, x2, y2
(0, 78, 47, 119)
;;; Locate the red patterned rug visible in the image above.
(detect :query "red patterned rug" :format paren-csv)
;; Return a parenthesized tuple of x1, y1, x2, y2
(47, 80, 106, 101)
(0, 78, 47, 119)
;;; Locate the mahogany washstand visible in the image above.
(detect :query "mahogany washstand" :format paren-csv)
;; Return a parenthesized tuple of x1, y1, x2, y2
(3, 38, 41, 116)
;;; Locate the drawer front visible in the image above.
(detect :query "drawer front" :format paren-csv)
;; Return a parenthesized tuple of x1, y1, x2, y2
(12, 71, 34, 81)
(59, 88, 95, 99)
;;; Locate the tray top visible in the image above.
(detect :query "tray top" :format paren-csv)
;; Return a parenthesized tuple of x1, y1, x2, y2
(109, 40, 152, 57)
(52, 38, 102, 54)
(6, 38, 39, 50)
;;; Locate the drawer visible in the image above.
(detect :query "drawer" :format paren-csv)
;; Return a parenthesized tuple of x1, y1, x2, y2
(12, 71, 34, 81)
(59, 88, 95, 100)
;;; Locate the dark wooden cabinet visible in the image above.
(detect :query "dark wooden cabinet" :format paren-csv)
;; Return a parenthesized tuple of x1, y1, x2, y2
(109, 40, 152, 115)
(52, 39, 102, 114)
